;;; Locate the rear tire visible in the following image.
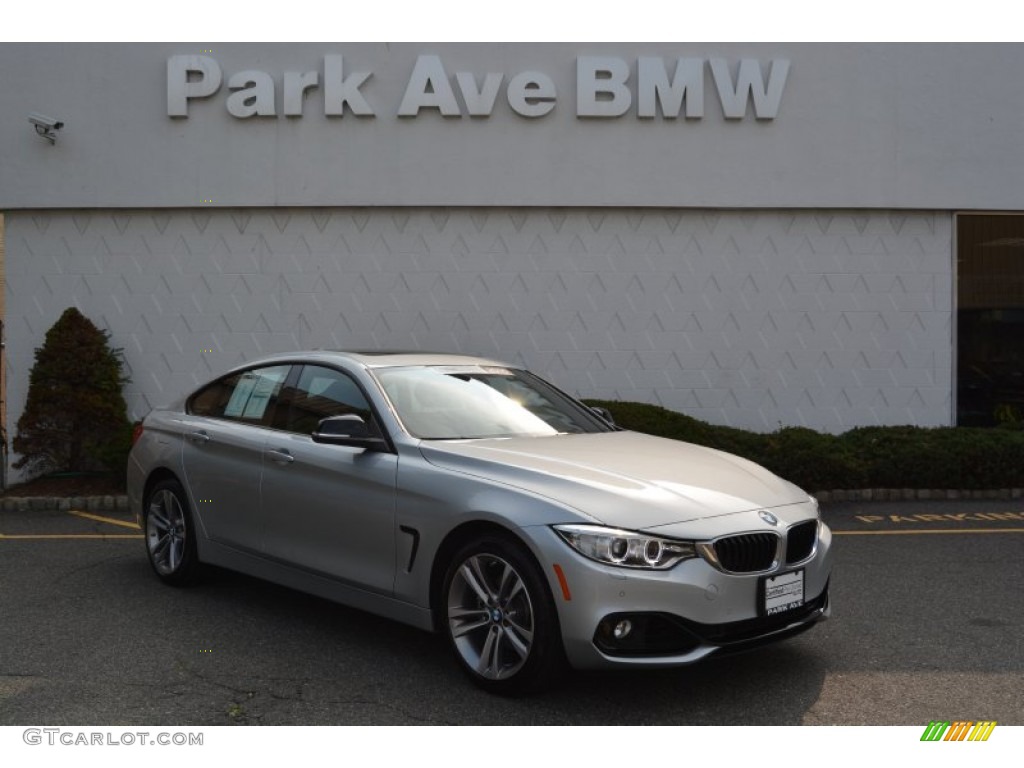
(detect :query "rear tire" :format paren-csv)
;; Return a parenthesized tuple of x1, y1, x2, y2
(442, 532, 565, 695)
(143, 478, 201, 586)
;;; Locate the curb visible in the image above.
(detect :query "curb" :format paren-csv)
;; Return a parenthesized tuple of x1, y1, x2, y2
(813, 488, 1024, 503)
(0, 495, 130, 513)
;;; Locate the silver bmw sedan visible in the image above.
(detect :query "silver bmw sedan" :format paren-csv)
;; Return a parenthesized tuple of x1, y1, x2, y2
(128, 350, 832, 694)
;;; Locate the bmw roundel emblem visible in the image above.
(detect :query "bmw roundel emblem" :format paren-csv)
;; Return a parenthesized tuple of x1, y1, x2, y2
(758, 510, 779, 526)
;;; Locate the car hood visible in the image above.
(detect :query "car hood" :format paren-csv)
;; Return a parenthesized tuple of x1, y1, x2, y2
(418, 431, 809, 529)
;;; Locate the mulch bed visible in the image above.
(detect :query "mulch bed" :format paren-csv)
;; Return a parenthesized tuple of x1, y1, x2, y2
(0, 473, 126, 498)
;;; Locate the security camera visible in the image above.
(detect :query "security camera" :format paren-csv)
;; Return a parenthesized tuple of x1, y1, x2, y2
(28, 113, 64, 144)
(29, 113, 64, 130)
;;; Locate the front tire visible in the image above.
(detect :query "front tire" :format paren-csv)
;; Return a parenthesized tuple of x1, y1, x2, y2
(144, 478, 201, 586)
(442, 533, 565, 695)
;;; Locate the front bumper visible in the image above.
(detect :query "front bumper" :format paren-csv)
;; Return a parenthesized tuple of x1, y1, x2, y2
(527, 520, 833, 670)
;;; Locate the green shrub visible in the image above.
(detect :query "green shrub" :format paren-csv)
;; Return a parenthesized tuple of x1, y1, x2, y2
(840, 426, 1024, 489)
(586, 399, 1024, 491)
(761, 427, 866, 491)
(585, 399, 765, 458)
(13, 307, 132, 478)
(841, 426, 935, 488)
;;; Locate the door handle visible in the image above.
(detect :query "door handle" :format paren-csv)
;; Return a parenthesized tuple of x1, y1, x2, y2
(267, 448, 295, 465)
(188, 430, 211, 444)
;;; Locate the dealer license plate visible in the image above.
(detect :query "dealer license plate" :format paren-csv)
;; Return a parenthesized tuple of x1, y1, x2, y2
(762, 569, 805, 616)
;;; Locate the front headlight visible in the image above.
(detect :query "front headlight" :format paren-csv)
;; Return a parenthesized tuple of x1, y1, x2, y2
(553, 524, 696, 570)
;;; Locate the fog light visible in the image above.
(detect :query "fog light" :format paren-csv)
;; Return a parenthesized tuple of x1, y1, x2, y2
(613, 619, 633, 640)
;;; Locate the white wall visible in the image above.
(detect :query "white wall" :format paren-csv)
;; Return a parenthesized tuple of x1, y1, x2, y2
(4, 208, 953, 450)
(1, 43, 1024, 210)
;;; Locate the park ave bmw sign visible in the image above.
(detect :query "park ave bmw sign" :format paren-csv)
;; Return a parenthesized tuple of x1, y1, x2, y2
(167, 54, 790, 121)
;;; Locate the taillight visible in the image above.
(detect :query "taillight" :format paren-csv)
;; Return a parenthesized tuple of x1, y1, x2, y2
(131, 421, 144, 446)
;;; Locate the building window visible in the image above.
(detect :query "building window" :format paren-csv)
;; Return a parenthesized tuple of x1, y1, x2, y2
(957, 214, 1024, 426)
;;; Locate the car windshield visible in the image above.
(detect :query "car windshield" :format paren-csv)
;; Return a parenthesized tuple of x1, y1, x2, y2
(374, 366, 611, 439)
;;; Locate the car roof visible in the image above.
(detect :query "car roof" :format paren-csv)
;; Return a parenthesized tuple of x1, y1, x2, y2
(238, 350, 513, 370)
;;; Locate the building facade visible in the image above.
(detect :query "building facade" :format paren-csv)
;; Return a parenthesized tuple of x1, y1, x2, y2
(1, 43, 1022, 477)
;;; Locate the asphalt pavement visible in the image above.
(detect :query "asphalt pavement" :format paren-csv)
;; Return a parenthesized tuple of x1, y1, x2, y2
(0, 498, 1021, 725)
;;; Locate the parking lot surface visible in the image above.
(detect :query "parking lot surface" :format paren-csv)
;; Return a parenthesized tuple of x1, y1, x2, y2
(0, 499, 1021, 725)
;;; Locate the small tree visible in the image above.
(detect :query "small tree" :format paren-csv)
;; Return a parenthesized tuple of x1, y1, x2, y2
(13, 307, 132, 477)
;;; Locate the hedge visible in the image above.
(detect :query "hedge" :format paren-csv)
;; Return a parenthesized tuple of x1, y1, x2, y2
(584, 400, 1024, 491)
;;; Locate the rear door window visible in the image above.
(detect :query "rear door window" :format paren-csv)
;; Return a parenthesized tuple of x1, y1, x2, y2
(188, 365, 292, 426)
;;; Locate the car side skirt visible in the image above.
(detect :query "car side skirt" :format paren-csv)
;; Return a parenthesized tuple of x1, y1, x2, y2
(199, 538, 436, 632)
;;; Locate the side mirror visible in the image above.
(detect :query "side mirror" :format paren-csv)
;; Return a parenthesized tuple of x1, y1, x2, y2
(312, 415, 388, 451)
(590, 406, 616, 426)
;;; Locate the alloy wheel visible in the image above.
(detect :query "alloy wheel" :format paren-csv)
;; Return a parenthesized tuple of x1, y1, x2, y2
(146, 488, 187, 576)
(446, 553, 535, 680)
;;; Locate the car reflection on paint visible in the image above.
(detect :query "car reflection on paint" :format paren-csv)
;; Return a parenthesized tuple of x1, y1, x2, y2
(128, 350, 832, 694)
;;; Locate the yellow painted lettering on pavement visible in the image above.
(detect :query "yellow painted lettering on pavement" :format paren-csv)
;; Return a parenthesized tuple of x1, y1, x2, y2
(855, 515, 884, 524)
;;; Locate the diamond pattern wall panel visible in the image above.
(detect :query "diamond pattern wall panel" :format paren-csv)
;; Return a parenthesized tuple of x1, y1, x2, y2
(5, 209, 953, 451)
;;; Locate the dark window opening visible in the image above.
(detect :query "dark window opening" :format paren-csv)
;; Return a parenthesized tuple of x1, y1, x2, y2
(957, 214, 1024, 426)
